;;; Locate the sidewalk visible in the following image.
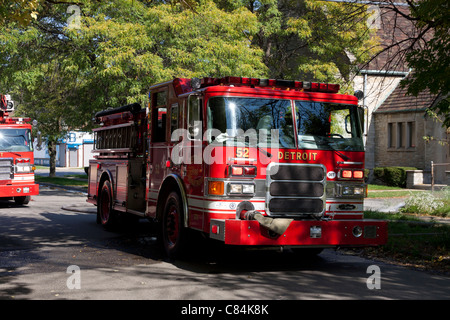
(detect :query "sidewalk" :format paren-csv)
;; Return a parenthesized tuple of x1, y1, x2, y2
(364, 197, 406, 213)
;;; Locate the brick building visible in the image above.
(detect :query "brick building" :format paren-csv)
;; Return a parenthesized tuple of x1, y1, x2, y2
(353, 2, 449, 184)
(372, 81, 449, 184)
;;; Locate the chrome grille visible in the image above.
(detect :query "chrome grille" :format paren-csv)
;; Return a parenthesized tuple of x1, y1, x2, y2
(266, 163, 326, 217)
(0, 158, 14, 181)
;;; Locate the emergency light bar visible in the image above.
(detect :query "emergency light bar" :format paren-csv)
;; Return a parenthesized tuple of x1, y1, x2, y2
(207, 76, 339, 93)
(172, 77, 340, 96)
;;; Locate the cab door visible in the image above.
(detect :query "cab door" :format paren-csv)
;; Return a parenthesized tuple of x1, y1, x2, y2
(147, 87, 169, 217)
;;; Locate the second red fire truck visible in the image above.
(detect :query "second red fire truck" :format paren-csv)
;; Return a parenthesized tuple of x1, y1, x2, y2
(87, 77, 387, 258)
(0, 94, 39, 205)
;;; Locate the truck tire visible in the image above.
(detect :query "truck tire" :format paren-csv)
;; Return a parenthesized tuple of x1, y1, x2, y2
(161, 191, 188, 259)
(14, 196, 30, 205)
(98, 180, 118, 229)
(291, 248, 323, 256)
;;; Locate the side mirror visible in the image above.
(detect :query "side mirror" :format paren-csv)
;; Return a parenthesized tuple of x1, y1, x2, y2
(357, 106, 365, 134)
(187, 94, 202, 139)
(345, 114, 351, 134)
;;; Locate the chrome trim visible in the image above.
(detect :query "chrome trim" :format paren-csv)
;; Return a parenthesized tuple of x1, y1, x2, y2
(228, 157, 257, 163)
(265, 162, 327, 217)
(336, 161, 364, 165)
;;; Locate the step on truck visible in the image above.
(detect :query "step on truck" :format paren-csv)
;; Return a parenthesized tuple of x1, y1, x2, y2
(0, 94, 39, 205)
(87, 77, 387, 258)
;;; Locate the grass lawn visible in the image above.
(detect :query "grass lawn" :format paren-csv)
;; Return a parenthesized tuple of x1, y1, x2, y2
(35, 175, 88, 188)
(357, 211, 450, 273)
(366, 184, 423, 198)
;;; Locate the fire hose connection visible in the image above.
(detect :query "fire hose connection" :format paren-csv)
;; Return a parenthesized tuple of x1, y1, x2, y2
(236, 201, 292, 235)
(242, 210, 293, 235)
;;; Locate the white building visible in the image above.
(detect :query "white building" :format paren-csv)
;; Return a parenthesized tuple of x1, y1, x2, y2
(34, 131, 94, 168)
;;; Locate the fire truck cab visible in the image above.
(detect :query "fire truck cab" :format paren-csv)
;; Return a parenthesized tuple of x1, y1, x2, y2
(87, 77, 387, 258)
(0, 94, 39, 205)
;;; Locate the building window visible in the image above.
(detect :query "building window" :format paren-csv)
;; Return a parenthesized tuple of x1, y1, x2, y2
(406, 121, 416, 148)
(397, 122, 404, 148)
(387, 121, 416, 150)
(388, 123, 395, 148)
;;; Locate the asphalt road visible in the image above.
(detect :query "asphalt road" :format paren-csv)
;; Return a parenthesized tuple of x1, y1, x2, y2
(0, 186, 449, 305)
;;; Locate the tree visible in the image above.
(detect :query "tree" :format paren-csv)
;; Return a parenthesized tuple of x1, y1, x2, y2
(401, 0, 449, 127)
(1, 0, 381, 177)
(361, 0, 449, 127)
(0, 0, 40, 27)
(225, 0, 379, 90)
(0, 0, 267, 175)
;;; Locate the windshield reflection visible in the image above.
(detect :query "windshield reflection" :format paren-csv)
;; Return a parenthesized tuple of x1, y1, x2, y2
(0, 129, 33, 152)
(206, 97, 363, 152)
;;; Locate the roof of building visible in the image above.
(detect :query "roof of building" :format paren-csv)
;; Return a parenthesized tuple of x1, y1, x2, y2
(361, 2, 432, 73)
(374, 79, 438, 113)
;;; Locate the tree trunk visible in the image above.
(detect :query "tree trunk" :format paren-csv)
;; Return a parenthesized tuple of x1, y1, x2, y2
(47, 139, 57, 178)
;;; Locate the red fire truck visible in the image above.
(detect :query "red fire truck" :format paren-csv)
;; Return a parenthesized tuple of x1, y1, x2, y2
(87, 77, 387, 258)
(0, 94, 39, 205)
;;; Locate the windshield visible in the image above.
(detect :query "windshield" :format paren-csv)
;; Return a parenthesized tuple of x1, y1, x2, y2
(295, 101, 364, 152)
(0, 128, 33, 152)
(207, 97, 295, 148)
(206, 97, 363, 152)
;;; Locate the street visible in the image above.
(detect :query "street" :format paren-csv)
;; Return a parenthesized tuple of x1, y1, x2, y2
(0, 186, 449, 303)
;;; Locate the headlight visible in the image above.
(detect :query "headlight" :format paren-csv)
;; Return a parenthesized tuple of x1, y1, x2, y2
(242, 184, 255, 194)
(353, 186, 365, 195)
(342, 186, 354, 195)
(337, 184, 365, 197)
(16, 165, 32, 173)
(229, 183, 242, 194)
(228, 183, 255, 195)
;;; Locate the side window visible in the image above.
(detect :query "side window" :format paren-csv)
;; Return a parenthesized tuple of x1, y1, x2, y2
(330, 109, 350, 138)
(152, 90, 168, 143)
(187, 95, 202, 140)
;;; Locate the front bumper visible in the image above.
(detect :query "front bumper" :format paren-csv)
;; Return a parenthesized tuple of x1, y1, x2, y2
(0, 183, 39, 198)
(210, 218, 387, 247)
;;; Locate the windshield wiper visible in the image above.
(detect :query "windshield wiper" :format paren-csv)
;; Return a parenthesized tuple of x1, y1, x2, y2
(317, 139, 349, 161)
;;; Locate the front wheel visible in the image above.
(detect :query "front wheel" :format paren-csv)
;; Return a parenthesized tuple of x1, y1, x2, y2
(161, 192, 188, 259)
(290, 248, 324, 256)
(14, 196, 30, 205)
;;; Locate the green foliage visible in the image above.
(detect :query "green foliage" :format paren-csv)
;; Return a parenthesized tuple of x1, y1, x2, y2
(373, 166, 417, 188)
(246, 0, 379, 90)
(0, 0, 40, 27)
(400, 0, 450, 127)
(0, 0, 378, 152)
(1, 0, 267, 125)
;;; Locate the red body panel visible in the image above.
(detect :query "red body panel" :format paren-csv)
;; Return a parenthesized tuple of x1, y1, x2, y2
(220, 219, 387, 246)
(0, 182, 39, 197)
